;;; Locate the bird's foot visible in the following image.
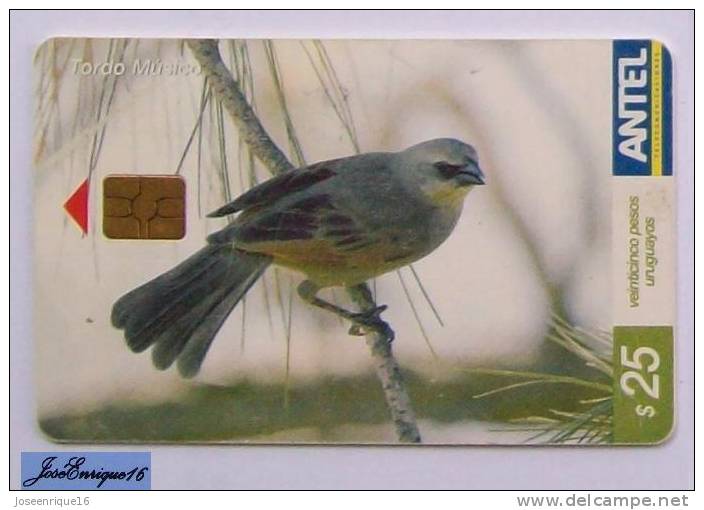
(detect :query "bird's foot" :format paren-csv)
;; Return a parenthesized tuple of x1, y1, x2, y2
(347, 305, 395, 342)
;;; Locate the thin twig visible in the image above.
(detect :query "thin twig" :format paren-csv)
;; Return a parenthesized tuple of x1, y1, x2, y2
(187, 38, 421, 443)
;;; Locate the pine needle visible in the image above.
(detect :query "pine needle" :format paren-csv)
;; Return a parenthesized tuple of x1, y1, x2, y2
(175, 78, 210, 176)
(409, 264, 444, 327)
(396, 271, 438, 359)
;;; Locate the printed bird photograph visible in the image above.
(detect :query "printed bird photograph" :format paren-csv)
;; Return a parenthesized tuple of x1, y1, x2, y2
(33, 38, 613, 444)
(112, 138, 485, 379)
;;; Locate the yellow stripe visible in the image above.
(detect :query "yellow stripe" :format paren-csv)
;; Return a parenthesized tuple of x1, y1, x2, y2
(651, 41, 663, 176)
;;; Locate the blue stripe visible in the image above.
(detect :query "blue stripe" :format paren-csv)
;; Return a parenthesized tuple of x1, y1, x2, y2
(662, 44, 673, 176)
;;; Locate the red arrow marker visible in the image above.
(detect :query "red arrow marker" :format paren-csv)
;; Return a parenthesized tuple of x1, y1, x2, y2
(64, 178, 89, 235)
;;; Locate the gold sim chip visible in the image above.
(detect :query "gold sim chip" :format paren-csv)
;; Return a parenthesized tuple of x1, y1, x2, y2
(103, 175, 186, 240)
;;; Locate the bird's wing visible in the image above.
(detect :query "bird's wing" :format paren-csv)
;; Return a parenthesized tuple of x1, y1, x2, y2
(207, 192, 378, 254)
(207, 158, 344, 218)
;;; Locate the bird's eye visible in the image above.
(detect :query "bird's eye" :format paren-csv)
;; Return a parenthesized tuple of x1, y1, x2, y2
(434, 162, 464, 179)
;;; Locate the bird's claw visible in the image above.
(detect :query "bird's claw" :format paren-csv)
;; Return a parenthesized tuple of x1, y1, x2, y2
(347, 305, 394, 342)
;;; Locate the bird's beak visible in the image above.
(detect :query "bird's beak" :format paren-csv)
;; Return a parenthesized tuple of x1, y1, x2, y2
(456, 162, 485, 186)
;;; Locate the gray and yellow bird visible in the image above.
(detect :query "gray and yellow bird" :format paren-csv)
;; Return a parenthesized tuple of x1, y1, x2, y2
(111, 138, 485, 377)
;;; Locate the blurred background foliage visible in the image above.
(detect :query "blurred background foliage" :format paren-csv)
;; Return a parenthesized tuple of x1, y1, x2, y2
(40, 314, 613, 444)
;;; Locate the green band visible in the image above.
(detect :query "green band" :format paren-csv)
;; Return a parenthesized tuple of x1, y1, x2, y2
(613, 326, 674, 444)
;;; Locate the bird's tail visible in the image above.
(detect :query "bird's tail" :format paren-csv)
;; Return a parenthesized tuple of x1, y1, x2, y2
(111, 244, 271, 378)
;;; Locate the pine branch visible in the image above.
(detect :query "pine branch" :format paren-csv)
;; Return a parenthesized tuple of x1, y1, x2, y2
(187, 39, 421, 443)
(188, 40, 293, 176)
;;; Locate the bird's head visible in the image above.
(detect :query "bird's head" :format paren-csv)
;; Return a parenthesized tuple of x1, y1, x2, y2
(399, 138, 485, 206)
